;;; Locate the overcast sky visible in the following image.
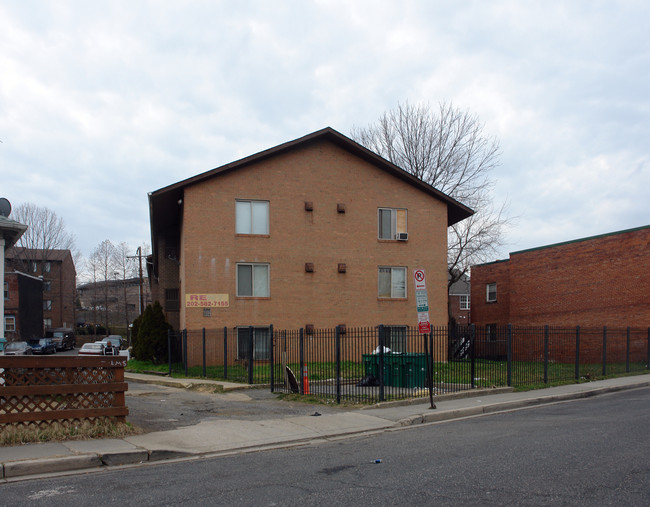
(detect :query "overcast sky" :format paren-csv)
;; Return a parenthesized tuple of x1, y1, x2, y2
(2, 1, 649, 269)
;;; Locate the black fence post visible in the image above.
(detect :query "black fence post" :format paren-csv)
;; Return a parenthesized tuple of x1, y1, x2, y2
(269, 324, 274, 392)
(223, 326, 228, 380)
(575, 326, 580, 380)
(424, 330, 435, 409)
(602, 326, 607, 377)
(202, 328, 206, 378)
(335, 326, 341, 404)
(544, 325, 549, 384)
(299, 328, 304, 395)
(248, 326, 254, 384)
(470, 324, 476, 389)
(506, 324, 512, 387)
(167, 329, 172, 377)
(183, 329, 188, 377)
(378, 325, 385, 403)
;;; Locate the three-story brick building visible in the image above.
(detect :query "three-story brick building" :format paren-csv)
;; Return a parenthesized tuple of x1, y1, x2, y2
(148, 128, 473, 341)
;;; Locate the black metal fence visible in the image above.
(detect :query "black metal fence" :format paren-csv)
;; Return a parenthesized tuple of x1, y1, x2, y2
(167, 325, 650, 404)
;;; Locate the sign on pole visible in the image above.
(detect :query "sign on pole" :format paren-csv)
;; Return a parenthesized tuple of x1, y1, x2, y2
(413, 269, 431, 334)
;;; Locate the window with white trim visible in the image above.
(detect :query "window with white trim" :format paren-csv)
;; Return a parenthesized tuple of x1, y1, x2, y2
(378, 266, 407, 298)
(44, 262, 51, 273)
(378, 208, 407, 240)
(44, 318, 52, 329)
(237, 263, 270, 297)
(486, 283, 497, 303)
(43, 300, 52, 311)
(4, 316, 16, 332)
(236, 200, 269, 235)
(237, 326, 271, 360)
(460, 295, 470, 310)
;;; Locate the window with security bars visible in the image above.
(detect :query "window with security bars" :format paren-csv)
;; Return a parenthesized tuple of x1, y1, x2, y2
(383, 326, 407, 353)
(237, 327, 271, 360)
(378, 267, 407, 298)
(165, 288, 180, 311)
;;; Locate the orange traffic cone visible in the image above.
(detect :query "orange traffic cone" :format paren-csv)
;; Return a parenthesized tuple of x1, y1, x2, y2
(302, 365, 310, 394)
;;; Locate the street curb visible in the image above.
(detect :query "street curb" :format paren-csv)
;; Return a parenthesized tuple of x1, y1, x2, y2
(398, 381, 650, 427)
(3, 454, 103, 479)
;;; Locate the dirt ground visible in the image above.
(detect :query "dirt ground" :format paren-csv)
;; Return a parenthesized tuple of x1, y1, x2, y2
(125, 382, 348, 432)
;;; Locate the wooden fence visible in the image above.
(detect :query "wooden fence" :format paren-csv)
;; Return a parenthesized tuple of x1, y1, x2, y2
(0, 356, 128, 428)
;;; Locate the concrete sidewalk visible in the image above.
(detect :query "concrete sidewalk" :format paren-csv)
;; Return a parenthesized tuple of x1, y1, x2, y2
(2, 374, 649, 481)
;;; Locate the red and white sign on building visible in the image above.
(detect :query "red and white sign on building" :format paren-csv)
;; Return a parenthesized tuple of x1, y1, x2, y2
(413, 269, 431, 334)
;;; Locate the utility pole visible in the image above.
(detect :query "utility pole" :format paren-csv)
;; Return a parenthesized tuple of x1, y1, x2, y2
(128, 247, 145, 315)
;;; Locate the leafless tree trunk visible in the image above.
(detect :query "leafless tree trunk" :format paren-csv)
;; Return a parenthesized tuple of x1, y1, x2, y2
(92, 240, 117, 331)
(351, 101, 511, 310)
(113, 242, 136, 334)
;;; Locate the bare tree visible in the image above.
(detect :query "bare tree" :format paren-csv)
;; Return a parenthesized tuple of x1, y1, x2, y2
(10, 202, 76, 274)
(113, 242, 136, 333)
(92, 240, 117, 330)
(351, 101, 510, 290)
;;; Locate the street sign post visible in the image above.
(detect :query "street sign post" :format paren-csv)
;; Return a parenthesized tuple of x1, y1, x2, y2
(413, 269, 430, 334)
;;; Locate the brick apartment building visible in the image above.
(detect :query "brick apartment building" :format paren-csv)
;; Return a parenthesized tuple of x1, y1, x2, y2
(6, 248, 77, 330)
(148, 127, 473, 343)
(470, 225, 650, 328)
(3, 271, 43, 340)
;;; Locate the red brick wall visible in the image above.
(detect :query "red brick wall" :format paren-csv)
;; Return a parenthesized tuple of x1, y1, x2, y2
(177, 139, 450, 331)
(471, 227, 650, 328)
(470, 260, 510, 326)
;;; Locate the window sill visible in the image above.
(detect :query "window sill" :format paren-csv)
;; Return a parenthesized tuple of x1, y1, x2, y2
(377, 239, 408, 243)
(377, 297, 408, 301)
(236, 234, 270, 238)
(235, 296, 271, 300)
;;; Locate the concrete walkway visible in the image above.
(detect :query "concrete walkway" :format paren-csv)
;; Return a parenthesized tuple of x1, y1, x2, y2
(1, 373, 649, 481)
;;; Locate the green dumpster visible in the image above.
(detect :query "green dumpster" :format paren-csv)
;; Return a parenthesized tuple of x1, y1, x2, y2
(0, 336, 6, 353)
(362, 353, 427, 388)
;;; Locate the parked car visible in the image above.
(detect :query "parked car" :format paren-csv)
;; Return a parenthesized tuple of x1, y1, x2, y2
(78, 342, 105, 356)
(28, 338, 57, 355)
(3, 341, 33, 355)
(45, 328, 76, 351)
(100, 335, 124, 351)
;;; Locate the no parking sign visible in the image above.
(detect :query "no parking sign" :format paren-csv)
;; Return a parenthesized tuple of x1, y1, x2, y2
(413, 269, 430, 334)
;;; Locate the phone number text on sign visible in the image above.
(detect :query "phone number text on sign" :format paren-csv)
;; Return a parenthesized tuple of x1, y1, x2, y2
(185, 294, 229, 308)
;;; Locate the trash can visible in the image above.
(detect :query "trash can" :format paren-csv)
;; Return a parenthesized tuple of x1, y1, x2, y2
(362, 354, 393, 385)
(402, 353, 427, 388)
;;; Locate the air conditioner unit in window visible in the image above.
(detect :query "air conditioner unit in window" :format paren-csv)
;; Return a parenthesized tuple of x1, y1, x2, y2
(397, 232, 408, 241)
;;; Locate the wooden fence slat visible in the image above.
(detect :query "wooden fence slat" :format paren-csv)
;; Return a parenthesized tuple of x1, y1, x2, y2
(0, 407, 129, 424)
(0, 382, 128, 397)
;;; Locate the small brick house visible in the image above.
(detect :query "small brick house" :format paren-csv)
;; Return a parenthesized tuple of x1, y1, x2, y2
(470, 225, 650, 328)
(148, 128, 473, 343)
(5, 248, 77, 330)
(3, 271, 43, 341)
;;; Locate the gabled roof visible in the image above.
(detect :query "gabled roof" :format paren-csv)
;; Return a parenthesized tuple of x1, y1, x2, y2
(148, 127, 475, 274)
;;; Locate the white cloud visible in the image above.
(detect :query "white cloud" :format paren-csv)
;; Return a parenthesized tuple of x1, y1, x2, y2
(1, 0, 649, 273)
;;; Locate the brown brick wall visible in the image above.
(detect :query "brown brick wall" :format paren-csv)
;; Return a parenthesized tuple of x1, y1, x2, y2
(177, 139, 449, 331)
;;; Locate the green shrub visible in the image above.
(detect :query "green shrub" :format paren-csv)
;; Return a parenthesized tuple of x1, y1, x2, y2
(131, 301, 172, 364)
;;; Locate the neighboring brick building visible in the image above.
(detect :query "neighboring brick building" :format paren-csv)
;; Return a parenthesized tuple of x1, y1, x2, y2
(6, 248, 77, 330)
(471, 225, 650, 328)
(448, 272, 471, 326)
(3, 271, 43, 340)
(148, 127, 473, 341)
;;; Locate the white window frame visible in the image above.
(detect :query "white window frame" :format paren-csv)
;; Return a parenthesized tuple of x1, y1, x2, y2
(4, 316, 16, 332)
(486, 283, 497, 303)
(378, 266, 407, 299)
(43, 318, 52, 329)
(43, 300, 52, 311)
(460, 295, 470, 310)
(378, 208, 407, 240)
(236, 200, 269, 235)
(44, 262, 51, 273)
(237, 263, 270, 297)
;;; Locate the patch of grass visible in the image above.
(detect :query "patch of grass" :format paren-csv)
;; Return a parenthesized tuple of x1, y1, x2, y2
(0, 419, 143, 446)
